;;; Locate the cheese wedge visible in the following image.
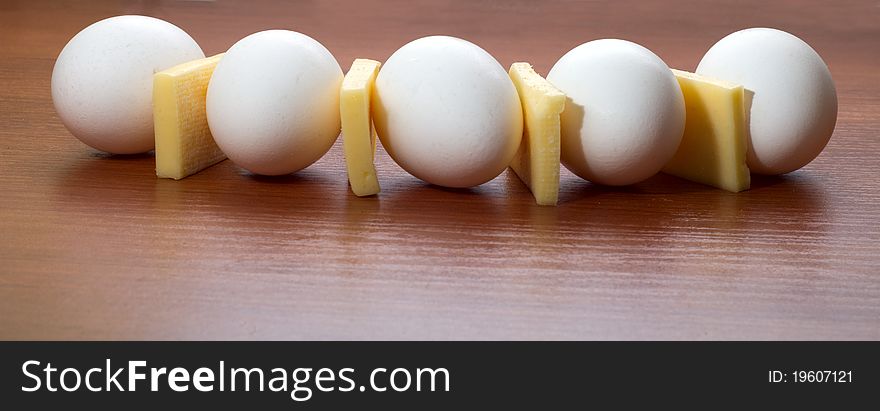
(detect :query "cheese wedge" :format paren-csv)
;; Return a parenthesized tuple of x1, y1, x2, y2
(663, 69, 750, 192)
(153, 53, 226, 180)
(341, 58, 382, 196)
(508, 63, 565, 206)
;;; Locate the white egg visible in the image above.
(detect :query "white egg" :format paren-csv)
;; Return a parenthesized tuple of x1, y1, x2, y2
(51, 15, 204, 154)
(697, 28, 837, 175)
(207, 30, 342, 175)
(372, 36, 523, 188)
(548, 39, 685, 186)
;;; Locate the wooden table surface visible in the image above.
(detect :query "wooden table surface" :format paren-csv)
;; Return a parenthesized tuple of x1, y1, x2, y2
(1, 0, 878, 340)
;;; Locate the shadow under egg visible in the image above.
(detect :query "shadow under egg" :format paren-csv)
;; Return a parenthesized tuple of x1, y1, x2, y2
(87, 149, 156, 160)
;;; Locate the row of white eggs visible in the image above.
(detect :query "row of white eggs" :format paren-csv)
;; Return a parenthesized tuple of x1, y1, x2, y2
(52, 16, 837, 188)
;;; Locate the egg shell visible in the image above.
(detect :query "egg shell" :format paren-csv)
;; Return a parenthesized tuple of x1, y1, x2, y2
(207, 30, 342, 176)
(372, 36, 523, 188)
(696, 28, 837, 175)
(51, 15, 204, 154)
(548, 39, 685, 186)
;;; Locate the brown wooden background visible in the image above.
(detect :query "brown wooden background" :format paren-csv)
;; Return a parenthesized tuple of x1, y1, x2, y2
(1, 0, 878, 340)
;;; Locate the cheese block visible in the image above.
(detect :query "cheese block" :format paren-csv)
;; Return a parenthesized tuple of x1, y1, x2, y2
(153, 53, 226, 180)
(663, 69, 750, 192)
(341, 58, 382, 196)
(508, 62, 565, 206)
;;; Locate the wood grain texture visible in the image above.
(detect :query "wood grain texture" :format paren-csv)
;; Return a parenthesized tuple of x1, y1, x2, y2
(1, 0, 878, 340)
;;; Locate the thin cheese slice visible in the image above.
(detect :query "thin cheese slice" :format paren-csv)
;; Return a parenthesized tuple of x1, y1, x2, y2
(341, 58, 382, 196)
(663, 69, 750, 192)
(508, 62, 565, 206)
(153, 53, 226, 180)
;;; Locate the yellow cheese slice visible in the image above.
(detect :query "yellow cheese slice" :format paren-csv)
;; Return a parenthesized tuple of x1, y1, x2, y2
(341, 58, 382, 196)
(508, 62, 565, 206)
(663, 69, 750, 192)
(153, 53, 226, 180)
